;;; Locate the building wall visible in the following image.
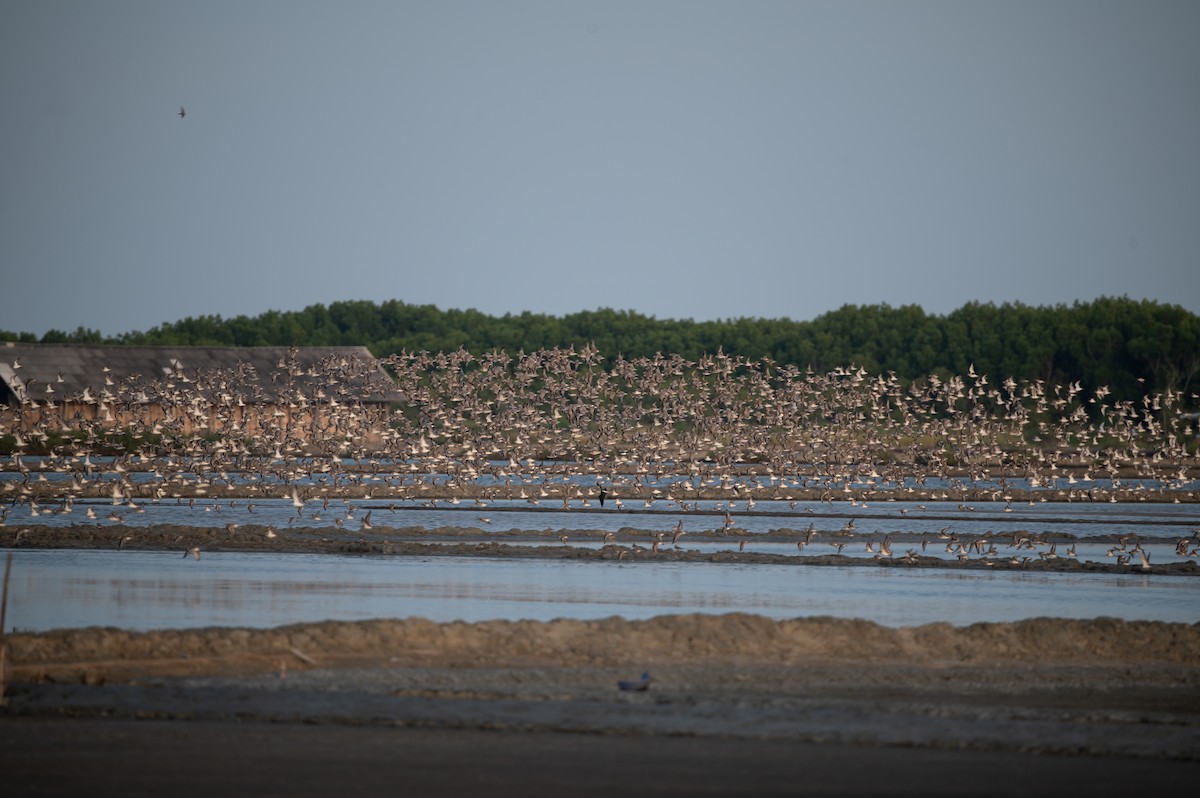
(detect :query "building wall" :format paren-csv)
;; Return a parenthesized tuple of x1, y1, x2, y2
(0, 400, 392, 448)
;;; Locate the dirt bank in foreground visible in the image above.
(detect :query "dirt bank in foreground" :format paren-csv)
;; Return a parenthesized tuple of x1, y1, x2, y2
(8, 614, 1200, 680)
(3, 615, 1199, 770)
(2, 609, 1200, 772)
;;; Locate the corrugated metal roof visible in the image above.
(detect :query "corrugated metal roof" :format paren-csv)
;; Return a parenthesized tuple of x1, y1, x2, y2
(0, 343, 401, 405)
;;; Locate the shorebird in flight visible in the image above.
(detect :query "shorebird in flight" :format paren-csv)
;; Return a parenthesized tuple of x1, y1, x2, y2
(178, 106, 186, 118)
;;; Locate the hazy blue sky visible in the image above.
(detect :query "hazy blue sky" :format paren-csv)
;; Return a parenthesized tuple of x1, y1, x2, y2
(3, 1, 1197, 338)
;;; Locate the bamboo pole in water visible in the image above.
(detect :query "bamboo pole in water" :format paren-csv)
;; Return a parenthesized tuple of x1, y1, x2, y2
(0, 551, 11, 704)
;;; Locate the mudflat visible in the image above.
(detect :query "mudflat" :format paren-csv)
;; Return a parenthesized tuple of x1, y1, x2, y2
(6, 522, 1198, 575)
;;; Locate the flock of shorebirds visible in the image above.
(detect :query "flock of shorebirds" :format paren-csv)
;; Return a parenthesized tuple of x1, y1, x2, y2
(2, 346, 1197, 567)
(378, 346, 1196, 497)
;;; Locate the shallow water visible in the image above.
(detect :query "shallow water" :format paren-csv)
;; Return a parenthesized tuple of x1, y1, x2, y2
(4, 548, 1196, 633)
(9, 494, 1198, 542)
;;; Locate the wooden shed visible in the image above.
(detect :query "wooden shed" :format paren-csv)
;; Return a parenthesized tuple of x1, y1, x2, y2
(0, 343, 401, 447)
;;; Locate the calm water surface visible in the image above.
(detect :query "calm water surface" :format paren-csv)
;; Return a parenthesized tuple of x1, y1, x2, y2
(4, 548, 1196, 632)
(9, 495, 1199, 539)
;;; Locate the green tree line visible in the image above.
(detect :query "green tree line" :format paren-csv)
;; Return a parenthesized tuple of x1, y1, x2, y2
(5, 297, 1198, 407)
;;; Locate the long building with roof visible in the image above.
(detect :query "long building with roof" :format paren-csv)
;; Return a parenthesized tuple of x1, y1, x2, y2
(0, 343, 402, 447)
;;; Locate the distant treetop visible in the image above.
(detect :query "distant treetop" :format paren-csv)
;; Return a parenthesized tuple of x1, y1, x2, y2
(3, 297, 1196, 408)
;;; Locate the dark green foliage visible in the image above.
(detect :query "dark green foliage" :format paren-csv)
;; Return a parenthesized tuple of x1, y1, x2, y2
(3, 297, 1196, 407)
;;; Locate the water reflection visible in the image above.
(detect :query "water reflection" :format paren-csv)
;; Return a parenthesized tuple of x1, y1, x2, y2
(7, 495, 1197, 541)
(5, 548, 1196, 633)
